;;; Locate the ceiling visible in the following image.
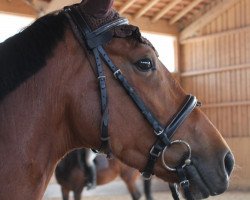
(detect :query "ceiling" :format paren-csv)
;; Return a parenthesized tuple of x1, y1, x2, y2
(27, 0, 215, 28)
(0, 0, 239, 40)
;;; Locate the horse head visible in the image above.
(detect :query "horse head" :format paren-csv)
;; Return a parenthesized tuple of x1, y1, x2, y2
(60, 0, 235, 199)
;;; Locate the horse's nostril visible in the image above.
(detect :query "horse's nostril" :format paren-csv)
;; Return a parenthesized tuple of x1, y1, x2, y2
(224, 152, 234, 177)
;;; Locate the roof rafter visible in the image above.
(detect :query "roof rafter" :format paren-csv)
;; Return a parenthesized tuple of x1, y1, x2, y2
(125, 14, 178, 35)
(180, 0, 241, 41)
(0, 0, 37, 17)
(152, 0, 183, 22)
(118, 0, 137, 14)
(134, 0, 160, 19)
(169, 0, 204, 24)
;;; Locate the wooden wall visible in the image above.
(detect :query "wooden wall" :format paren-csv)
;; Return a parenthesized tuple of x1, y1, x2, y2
(179, 0, 250, 190)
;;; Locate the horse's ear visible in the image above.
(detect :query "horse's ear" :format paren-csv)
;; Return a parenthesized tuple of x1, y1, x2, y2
(80, 0, 114, 18)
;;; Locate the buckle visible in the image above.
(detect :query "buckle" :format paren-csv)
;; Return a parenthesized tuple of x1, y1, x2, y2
(196, 101, 202, 107)
(98, 75, 106, 80)
(154, 129, 164, 136)
(113, 69, 121, 78)
(101, 136, 110, 141)
(180, 180, 189, 188)
(150, 146, 161, 157)
(141, 171, 152, 180)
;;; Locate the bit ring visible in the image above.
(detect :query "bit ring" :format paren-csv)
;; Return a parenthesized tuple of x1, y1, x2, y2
(161, 140, 191, 171)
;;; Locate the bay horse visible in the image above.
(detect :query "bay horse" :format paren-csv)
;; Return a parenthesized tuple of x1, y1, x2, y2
(0, 0, 234, 199)
(55, 148, 154, 200)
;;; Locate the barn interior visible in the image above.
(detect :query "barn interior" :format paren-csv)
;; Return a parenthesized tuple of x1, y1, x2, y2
(0, 0, 249, 199)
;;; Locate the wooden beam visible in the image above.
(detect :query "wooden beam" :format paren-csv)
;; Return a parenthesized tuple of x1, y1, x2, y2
(134, 0, 160, 19)
(180, 63, 250, 77)
(169, 0, 203, 24)
(180, 0, 240, 41)
(152, 0, 182, 22)
(118, 0, 137, 14)
(202, 101, 250, 108)
(125, 14, 178, 36)
(0, 0, 37, 17)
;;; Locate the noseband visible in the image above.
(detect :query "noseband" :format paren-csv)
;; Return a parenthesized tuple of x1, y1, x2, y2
(64, 5, 200, 200)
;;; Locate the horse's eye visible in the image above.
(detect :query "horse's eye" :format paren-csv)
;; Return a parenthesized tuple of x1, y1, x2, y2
(135, 58, 154, 72)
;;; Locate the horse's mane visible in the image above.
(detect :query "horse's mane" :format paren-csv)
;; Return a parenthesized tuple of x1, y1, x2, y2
(0, 12, 67, 100)
(0, 7, 156, 101)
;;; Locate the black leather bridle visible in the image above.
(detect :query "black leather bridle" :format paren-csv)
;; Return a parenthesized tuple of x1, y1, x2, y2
(64, 5, 201, 200)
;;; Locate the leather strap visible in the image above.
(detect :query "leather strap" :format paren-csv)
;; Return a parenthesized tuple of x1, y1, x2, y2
(176, 167, 194, 200)
(92, 48, 109, 152)
(169, 183, 180, 200)
(141, 95, 198, 179)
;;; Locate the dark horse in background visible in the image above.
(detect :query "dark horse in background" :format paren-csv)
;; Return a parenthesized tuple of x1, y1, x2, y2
(0, 0, 234, 199)
(55, 148, 154, 200)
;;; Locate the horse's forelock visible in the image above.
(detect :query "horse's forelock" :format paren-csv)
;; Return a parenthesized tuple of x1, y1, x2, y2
(113, 25, 158, 56)
(114, 25, 141, 41)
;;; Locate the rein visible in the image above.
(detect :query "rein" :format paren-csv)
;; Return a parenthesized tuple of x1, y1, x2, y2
(64, 5, 200, 200)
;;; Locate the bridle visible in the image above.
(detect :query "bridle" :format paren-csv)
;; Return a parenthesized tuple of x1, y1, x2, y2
(64, 5, 201, 200)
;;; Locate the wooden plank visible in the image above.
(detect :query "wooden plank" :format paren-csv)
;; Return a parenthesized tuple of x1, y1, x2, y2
(246, 0, 250, 25)
(124, 14, 178, 35)
(236, 70, 242, 135)
(118, 0, 137, 14)
(240, 0, 246, 27)
(235, 35, 240, 68)
(236, 1, 241, 27)
(134, 0, 160, 19)
(152, 0, 183, 22)
(192, 42, 197, 95)
(240, 30, 246, 64)
(169, 0, 203, 24)
(180, 0, 241, 41)
(247, 69, 250, 136)
(0, 0, 37, 17)
(174, 39, 180, 72)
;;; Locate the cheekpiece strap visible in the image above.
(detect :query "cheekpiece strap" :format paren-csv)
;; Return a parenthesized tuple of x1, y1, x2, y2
(64, 5, 119, 153)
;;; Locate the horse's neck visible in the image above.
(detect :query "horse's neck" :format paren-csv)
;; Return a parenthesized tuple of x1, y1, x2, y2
(0, 29, 96, 199)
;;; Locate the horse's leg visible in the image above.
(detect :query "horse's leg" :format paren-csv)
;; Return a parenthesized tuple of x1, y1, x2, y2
(73, 191, 82, 200)
(120, 173, 141, 200)
(61, 187, 69, 200)
(144, 179, 154, 200)
(73, 186, 84, 200)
